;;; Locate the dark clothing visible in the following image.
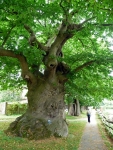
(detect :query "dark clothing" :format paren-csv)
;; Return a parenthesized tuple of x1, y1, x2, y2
(87, 115, 90, 123)
(87, 110, 91, 123)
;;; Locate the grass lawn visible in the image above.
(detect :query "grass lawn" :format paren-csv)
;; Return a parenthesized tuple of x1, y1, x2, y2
(97, 115, 113, 150)
(66, 112, 87, 120)
(0, 115, 86, 150)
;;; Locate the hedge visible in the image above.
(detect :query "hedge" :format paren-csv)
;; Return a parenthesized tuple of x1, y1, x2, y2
(6, 103, 27, 115)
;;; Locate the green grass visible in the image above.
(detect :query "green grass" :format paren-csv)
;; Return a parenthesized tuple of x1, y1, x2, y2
(0, 114, 20, 118)
(97, 115, 113, 150)
(0, 115, 86, 150)
(66, 112, 87, 120)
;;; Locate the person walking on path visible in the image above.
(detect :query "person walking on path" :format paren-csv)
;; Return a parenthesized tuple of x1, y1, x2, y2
(78, 109, 108, 150)
(87, 108, 91, 123)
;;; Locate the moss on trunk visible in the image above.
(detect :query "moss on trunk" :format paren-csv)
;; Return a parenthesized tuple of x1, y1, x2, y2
(5, 79, 68, 140)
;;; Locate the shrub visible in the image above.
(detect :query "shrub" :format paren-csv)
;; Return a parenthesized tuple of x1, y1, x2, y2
(6, 103, 27, 115)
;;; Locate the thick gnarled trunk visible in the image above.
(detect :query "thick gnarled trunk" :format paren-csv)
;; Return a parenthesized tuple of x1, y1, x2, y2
(5, 79, 68, 140)
(4, 16, 75, 140)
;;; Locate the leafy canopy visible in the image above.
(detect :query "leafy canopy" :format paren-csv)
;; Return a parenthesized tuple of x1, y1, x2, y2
(0, 0, 113, 106)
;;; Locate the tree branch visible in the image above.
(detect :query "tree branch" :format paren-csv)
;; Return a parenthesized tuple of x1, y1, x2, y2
(50, 22, 68, 51)
(59, 0, 69, 22)
(0, 47, 36, 82)
(70, 10, 78, 16)
(74, 57, 113, 73)
(2, 25, 15, 47)
(78, 38, 85, 47)
(80, 17, 96, 26)
(24, 24, 48, 51)
(68, 16, 95, 31)
(98, 7, 112, 12)
(46, 35, 56, 47)
(75, 60, 96, 73)
(93, 23, 113, 26)
(78, 38, 91, 48)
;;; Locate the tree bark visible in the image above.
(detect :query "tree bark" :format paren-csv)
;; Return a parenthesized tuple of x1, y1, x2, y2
(5, 77, 68, 140)
(3, 16, 85, 140)
(68, 103, 74, 116)
(75, 99, 81, 116)
(68, 99, 81, 116)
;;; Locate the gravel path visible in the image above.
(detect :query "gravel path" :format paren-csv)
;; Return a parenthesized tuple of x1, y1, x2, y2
(78, 110, 108, 150)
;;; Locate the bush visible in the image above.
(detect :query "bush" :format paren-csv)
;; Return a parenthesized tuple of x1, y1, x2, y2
(6, 103, 27, 115)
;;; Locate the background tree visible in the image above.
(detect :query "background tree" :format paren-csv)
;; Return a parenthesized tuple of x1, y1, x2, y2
(0, 90, 22, 102)
(0, 0, 113, 140)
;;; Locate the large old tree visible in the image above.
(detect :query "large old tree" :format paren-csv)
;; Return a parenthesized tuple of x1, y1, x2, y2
(1, 0, 113, 139)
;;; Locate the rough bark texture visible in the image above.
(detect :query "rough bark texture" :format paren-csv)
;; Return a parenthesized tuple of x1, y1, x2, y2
(68, 103, 74, 116)
(3, 12, 84, 140)
(5, 77, 68, 140)
(75, 99, 81, 116)
(68, 99, 81, 116)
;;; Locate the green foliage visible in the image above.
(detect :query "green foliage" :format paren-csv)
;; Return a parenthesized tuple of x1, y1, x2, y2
(64, 45, 113, 106)
(0, 90, 21, 102)
(6, 103, 27, 115)
(0, 0, 113, 106)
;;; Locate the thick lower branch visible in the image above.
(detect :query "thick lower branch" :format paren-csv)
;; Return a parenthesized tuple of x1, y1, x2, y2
(0, 47, 36, 83)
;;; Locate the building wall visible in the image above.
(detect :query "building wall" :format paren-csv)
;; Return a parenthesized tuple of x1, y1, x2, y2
(0, 102, 6, 114)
